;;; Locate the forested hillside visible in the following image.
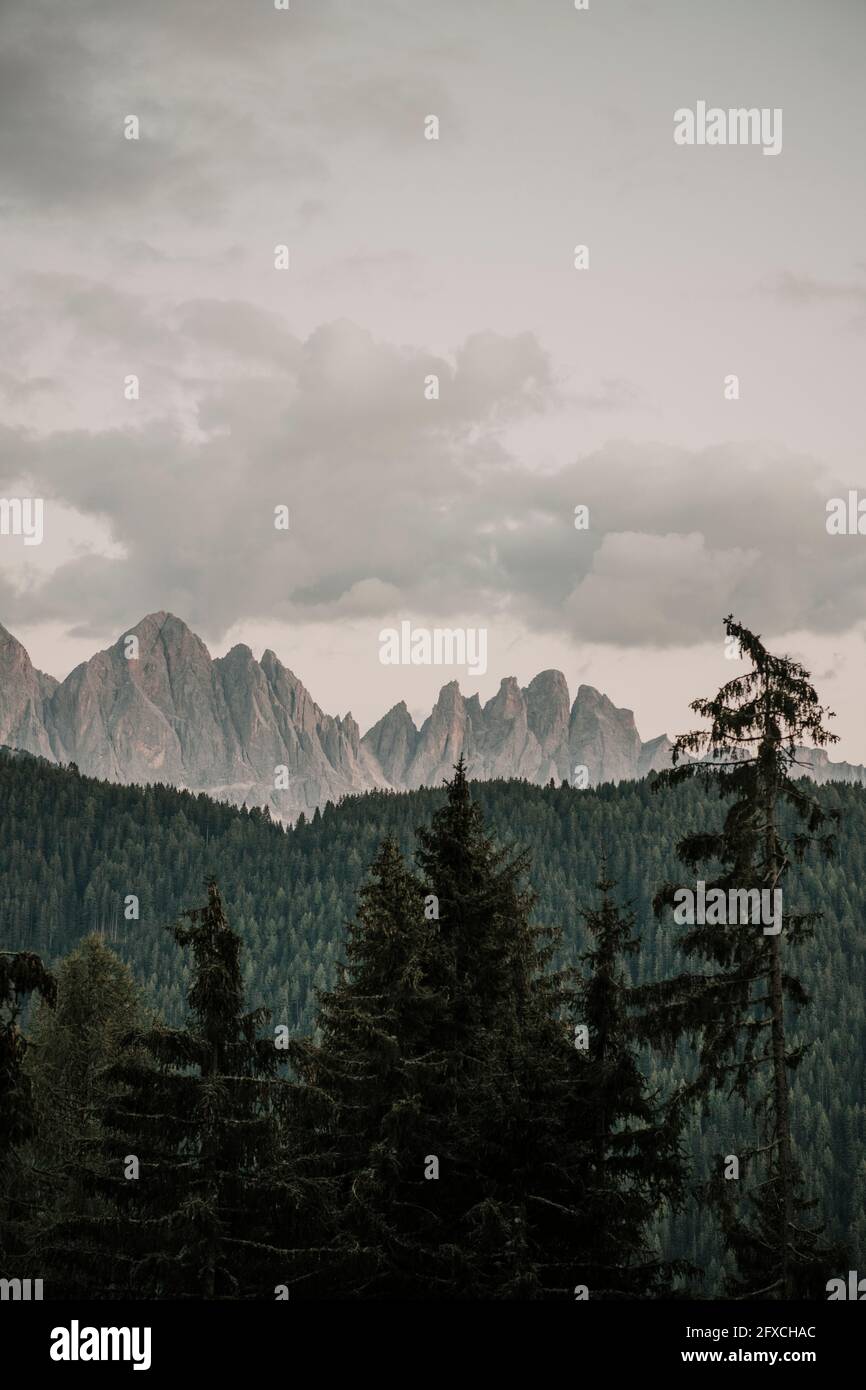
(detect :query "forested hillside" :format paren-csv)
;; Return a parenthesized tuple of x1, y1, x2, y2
(1, 745, 864, 1288)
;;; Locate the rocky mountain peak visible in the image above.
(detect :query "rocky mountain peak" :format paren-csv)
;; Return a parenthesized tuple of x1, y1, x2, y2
(0, 622, 56, 758)
(4, 612, 862, 822)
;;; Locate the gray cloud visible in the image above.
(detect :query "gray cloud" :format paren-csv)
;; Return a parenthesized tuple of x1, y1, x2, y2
(2, 291, 864, 651)
(3, 0, 866, 740)
(763, 270, 866, 327)
(0, 0, 459, 224)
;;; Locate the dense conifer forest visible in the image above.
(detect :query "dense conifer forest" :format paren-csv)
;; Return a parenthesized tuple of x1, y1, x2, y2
(1, 736, 864, 1295)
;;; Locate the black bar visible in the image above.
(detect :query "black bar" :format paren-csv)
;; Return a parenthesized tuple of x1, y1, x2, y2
(5, 1297, 861, 1376)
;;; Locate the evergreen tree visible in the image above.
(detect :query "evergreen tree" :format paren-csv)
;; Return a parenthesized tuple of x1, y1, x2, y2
(294, 762, 594, 1299)
(412, 757, 582, 1298)
(643, 616, 844, 1297)
(0, 950, 57, 1163)
(20, 935, 145, 1295)
(289, 836, 439, 1296)
(27, 935, 144, 1169)
(575, 870, 690, 1296)
(0, 948, 56, 1267)
(58, 883, 299, 1298)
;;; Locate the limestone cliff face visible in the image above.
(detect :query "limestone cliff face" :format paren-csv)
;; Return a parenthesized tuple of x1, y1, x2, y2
(0, 614, 376, 822)
(637, 733, 676, 778)
(45, 613, 231, 783)
(791, 746, 866, 787)
(4, 611, 858, 822)
(0, 623, 57, 759)
(568, 684, 644, 785)
(525, 670, 572, 781)
(383, 670, 617, 791)
(361, 700, 420, 786)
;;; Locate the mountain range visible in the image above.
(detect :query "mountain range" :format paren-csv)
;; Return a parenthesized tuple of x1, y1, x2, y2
(1, 612, 863, 822)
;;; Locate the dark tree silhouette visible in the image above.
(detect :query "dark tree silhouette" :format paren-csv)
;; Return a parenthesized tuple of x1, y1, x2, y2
(640, 616, 844, 1297)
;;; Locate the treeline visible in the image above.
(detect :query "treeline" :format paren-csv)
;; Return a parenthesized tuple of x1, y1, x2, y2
(1, 765, 684, 1299)
(1, 621, 864, 1296)
(0, 763, 846, 1300)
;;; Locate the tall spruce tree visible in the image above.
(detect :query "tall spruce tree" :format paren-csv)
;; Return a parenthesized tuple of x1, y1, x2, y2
(412, 758, 583, 1298)
(642, 616, 844, 1297)
(20, 935, 145, 1296)
(289, 836, 442, 1297)
(293, 762, 595, 1299)
(27, 935, 144, 1170)
(0, 949, 56, 1267)
(57, 882, 300, 1298)
(575, 871, 689, 1296)
(0, 951, 57, 1163)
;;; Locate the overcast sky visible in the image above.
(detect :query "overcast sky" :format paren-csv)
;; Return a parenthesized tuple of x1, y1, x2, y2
(2, 0, 865, 755)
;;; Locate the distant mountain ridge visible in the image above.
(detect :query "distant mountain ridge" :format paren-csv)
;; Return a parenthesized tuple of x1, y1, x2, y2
(0, 612, 862, 822)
